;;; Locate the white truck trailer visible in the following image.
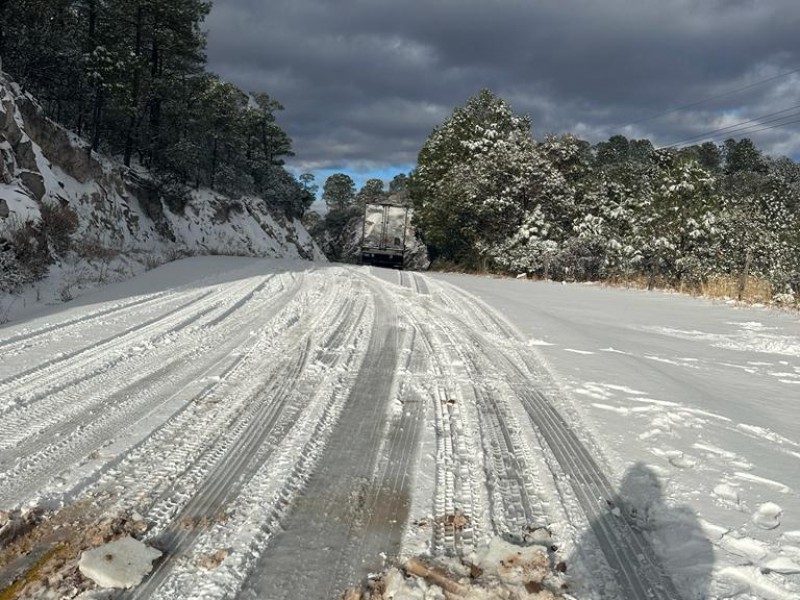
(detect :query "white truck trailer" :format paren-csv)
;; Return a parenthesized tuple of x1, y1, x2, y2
(361, 203, 409, 269)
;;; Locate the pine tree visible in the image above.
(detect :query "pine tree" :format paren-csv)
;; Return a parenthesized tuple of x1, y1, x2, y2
(323, 173, 356, 212)
(411, 89, 542, 266)
(355, 178, 385, 207)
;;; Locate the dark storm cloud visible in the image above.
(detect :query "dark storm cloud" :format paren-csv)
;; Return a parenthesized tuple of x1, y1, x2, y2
(205, 0, 800, 172)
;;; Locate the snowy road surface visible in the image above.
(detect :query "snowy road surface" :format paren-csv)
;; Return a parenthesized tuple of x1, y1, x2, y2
(1, 258, 798, 599)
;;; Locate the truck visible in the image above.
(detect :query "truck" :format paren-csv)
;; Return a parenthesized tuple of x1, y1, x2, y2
(361, 202, 409, 269)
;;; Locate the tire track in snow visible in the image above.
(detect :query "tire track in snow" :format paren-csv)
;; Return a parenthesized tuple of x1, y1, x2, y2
(0, 276, 271, 447)
(0, 275, 300, 508)
(430, 362, 485, 555)
(93, 273, 323, 512)
(0, 290, 174, 355)
(0, 276, 297, 509)
(399, 277, 540, 555)
(426, 293, 553, 541)
(412, 273, 430, 295)
(433, 283, 684, 600)
(239, 279, 406, 600)
(334, 323, 428, 582)
(514, 380, 682, 599)
(122, 273, 373, 598)
(428, 328, 532, 553)
(0, 287, 217, 402)
(0, 272, 270, 397)
(389, 275, 489, 558)
(145, 279, 378, 600)
(0, 272, 284, 424)
(129, 339, 317, 599)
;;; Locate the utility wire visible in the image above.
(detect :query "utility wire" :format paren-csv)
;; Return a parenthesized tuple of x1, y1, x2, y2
(609, 66, 800, 131)
(664, 116, 800, 149)
(658, 104, 800, 148)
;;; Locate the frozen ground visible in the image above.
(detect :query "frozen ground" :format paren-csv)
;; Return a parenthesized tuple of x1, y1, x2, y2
(0, 259, 798, 599)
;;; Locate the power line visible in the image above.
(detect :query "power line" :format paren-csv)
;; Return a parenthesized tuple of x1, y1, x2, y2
(609, 66, 800, 131)
(665, 116, 800, 150)
(662, 114, 800, 149)
(658, 104, 800, 148)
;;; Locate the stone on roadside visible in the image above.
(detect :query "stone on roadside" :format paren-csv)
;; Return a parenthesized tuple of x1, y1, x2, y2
(78, 536, 161, 589)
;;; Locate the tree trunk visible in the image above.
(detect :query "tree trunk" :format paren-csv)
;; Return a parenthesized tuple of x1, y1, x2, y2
(78, 0, 96, 142)
(737, 248, 752, 301)
(123, 5, 144, 167)
(210, 137, 218, 190)
(90, 88, 103, 154)
(88, 0, 97, 40)
(261, 120, 272, 166)
(147, 27, 161, 166)
(0, 0, 8, 62)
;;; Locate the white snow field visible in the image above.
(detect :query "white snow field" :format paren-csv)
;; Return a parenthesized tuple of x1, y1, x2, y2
(0, 259, 798, 600)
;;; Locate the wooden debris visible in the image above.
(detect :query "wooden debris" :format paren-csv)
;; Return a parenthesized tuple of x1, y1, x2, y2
(405, 558, 469, 597)
(435, 511, 470, 531)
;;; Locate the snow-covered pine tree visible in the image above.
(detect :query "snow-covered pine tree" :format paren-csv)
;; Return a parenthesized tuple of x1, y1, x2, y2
(410, 89, 543, 267)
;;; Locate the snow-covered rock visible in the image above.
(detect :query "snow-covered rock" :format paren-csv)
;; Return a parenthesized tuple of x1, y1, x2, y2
(78, 536, 162, 589)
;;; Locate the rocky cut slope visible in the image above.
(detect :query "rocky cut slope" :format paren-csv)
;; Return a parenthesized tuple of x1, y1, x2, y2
(0, 71, 323, 320)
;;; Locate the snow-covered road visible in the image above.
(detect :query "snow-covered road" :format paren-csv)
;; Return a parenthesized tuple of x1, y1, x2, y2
(428, 273, 800, 600)
(1, 259, 798, 599)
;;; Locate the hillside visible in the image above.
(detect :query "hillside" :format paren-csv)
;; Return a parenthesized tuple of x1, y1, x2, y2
(0, 72, 323, 322)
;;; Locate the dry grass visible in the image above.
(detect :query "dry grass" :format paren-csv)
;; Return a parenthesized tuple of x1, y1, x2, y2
(600, 274, 792, 307)
(700, 275, 774, 303)
(425, 262, 797, 310)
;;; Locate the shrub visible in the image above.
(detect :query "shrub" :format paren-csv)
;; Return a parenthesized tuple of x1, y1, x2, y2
(40, 202, 79, 256)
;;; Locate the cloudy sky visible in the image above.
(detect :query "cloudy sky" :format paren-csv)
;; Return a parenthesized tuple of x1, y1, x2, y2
(205, 0, 800, 187)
